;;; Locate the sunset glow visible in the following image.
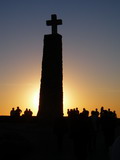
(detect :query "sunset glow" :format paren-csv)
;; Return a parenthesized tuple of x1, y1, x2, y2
(32, 90, 39, 114)
(63, 89, 72, 116)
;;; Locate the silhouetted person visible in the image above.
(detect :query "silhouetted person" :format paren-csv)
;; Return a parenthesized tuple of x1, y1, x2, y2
(75, 108, 79, 115)
(95, 108, 99, 117)
(28, 109, 33, 117)
(15, 106, 22, 117)
(113, 110, 117, 118)
(82, 108, 89, 117)
(24, 108, 29, 116)
(10, 108, 15, 117)
(100, 106, 104, 118)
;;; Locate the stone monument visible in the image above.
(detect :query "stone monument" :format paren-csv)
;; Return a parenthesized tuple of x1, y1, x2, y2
(37, 14, 63, 119)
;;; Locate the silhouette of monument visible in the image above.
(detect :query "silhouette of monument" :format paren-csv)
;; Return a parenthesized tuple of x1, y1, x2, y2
(37, 14, 63, 119)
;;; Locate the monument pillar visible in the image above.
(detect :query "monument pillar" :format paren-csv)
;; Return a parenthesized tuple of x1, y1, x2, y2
(37, 14, 63, 119)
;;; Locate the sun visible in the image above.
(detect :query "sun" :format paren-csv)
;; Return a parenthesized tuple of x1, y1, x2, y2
(30, 90, 39, 115)
(63, 89, 73, 116)
(33, 92, 39, 107)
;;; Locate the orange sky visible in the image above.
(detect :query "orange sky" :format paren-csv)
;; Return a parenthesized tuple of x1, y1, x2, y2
(0, 68, 120, 117)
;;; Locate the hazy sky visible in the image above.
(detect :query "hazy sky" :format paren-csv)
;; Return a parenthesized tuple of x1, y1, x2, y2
(0, 0, 120, 116)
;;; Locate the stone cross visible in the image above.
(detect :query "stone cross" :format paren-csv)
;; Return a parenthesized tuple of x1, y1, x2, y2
(46, 14, 62, 34)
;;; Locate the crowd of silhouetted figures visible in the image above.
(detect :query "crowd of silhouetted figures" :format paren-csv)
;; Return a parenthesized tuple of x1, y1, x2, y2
(8, 106, 118, 159)
(53, 107, 118, 160)
(67, 106, 117, 119)
(10, 106, 33, 118)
